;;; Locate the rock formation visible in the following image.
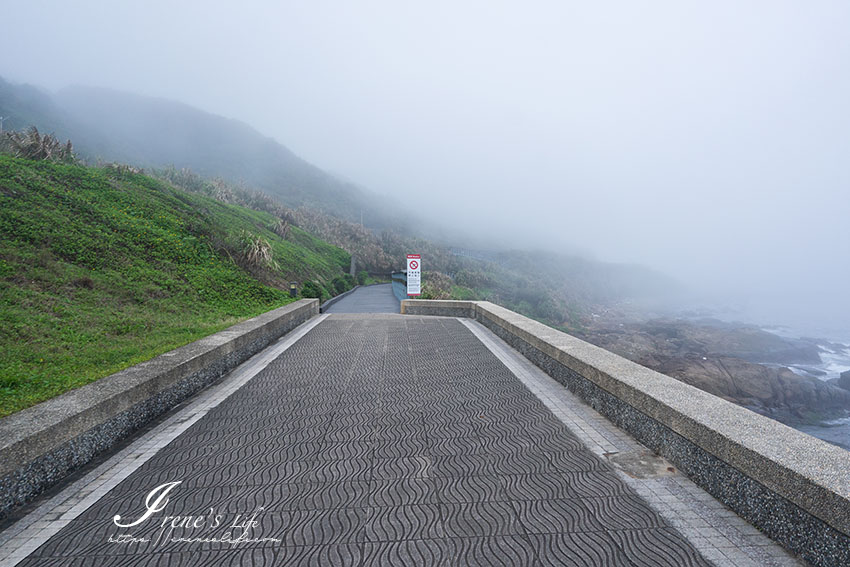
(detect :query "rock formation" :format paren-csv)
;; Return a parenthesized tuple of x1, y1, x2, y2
(582, 317, 850, 421)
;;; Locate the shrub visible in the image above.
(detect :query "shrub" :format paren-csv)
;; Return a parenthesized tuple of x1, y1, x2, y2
(301, 281, 324, 299)
(3, 127, 75, 162)
(357, 270, 368, 285)
(419, 271, 452, 299)
(330, 274, 356, 295)
(230, 230, 278, 271)
(271, 218, 290, 240)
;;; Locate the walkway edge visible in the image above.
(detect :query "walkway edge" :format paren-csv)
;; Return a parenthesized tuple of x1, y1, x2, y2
(403, 299, 850, 567)
(0, 299, 319, 521)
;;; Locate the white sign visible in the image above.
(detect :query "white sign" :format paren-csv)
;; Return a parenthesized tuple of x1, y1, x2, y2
(406, 254, 421, 296)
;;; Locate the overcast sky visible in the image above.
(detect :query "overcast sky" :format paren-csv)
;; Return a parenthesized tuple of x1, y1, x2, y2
(3, 1, 849, 335)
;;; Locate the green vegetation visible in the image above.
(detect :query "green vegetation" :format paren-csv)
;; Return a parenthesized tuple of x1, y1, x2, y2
(0, 156, 353, 417)
(300, 281, 326, 300)
(332, 274, 355, 295)
(153, 167, 397, 274)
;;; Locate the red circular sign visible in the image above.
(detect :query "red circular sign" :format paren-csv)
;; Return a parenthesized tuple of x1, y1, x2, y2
(409, 260, 419, 270)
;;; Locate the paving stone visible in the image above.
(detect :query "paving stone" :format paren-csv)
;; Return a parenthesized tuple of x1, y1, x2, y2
(527, 531, 631, 566)
(448, 535, 539, 566)
(362, 538, 450, 566)
(362, 504, 445, 541)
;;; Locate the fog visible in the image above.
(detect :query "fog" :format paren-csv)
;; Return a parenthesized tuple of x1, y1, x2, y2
(3, 1, 849, 337)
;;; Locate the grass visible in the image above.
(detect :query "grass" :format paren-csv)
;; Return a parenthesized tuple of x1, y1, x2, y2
(450, 285, 476, 300)
(0, 156, 351, 417)
(362, 274, 391, 285)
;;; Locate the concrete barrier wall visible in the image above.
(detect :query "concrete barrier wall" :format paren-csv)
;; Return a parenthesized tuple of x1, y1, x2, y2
(0, 299, 319, 520)
(391, 271, 407, 302)
(402, 299, 850, 567)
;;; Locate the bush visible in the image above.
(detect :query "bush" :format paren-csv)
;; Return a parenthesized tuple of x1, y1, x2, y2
(357, 270, 368, 285)
(301, 281, 324, 300)
(229, 230, 278, 271)
(324, 283, 337, 298)
(419, 271, 452, 299)
(331, 274, 355, 295)
(3, 127, 75, 162)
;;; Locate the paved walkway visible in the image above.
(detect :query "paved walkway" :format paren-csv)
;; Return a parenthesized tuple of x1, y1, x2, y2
(323, 284, 399, 314)
(0, 315, 801, 566)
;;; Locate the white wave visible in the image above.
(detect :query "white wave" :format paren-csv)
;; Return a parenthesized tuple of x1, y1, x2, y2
(788, 366, 815, 378)
(822, 415, 850, 426)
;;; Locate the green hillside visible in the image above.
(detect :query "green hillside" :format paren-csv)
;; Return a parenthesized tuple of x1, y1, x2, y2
(0, 156, 351, 417)
(0, 78, 406, 229)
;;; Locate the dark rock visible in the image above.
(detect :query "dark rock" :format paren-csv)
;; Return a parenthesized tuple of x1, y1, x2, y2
(584, 317, 849, 416)
(634, 353, 850, 413)
(839, 370, 850, 392)
(790, 365, 827, 377)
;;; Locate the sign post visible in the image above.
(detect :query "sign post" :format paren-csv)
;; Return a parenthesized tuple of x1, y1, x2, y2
(406, 254, 421, 297)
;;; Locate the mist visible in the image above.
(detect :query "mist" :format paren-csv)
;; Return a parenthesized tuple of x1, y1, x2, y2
(3, 0, 849, 337)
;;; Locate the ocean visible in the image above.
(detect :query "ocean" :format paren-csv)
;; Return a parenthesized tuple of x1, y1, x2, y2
(762, 326, 850, 450)
(796, 415, 850, 450)
(678, 301, 850, 448)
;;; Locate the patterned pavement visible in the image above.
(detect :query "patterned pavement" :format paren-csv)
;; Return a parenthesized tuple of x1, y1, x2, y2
(323, 284, 399, 314)
(9, 315, 716, 566)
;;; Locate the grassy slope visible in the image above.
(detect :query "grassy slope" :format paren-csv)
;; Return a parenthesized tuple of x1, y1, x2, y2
(0, 156, 350, 417)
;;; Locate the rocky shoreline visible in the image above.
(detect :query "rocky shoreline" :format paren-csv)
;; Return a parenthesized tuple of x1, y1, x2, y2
(579, 314, 850, 425)
(832, 369, 850, 393)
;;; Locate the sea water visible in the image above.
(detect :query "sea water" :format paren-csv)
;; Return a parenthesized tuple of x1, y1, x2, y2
(762, 326, 850, 450)
(796, 415, 850, 450)
(793, 344, 850, 450)
(684, 303, 850, 449)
